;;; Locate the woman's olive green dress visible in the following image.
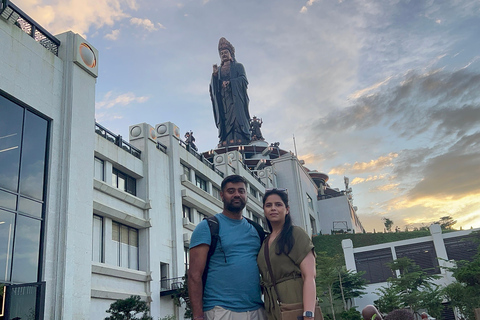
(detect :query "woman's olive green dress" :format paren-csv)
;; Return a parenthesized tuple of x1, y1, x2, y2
(257, 226, 315, 320)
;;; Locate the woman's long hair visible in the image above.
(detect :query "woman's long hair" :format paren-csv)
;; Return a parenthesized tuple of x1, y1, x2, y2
(263, 189, 294, 255)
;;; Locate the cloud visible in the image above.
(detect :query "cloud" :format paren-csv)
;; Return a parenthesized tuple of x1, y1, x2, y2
(105, 29, 120, 40)
(15, 0, 137, 37)
(130, 17, 165, 31)
(351, 174, 388, 185)
(300, 0, 318, 13)
(96, 91, 149, 110)
(329, 153, 398, 175)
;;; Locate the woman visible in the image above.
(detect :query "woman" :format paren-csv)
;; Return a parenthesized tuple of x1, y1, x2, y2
(257, 189, 317, 320)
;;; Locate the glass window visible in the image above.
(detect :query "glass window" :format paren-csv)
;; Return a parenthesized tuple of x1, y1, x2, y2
(310, 216, 317, 234)
(94, 157, 104, 181)
(198, 211, 207, 223)
(17, 196, 43, 218)
(112, 168, 136, 196)
(112, 221, 139, 270)
(183, 205, 192, 222)
(0, 96, 23, 193)
(0, 209, 15, 282)
(92, 215, 103, 263)
(182, 164, 191, 181)
(0, 94, 48, 286)
(11, 215, 41, 283)
(18, 111, 48, 201)
(0, 189, 17, 211)
(306, 193, 313, 210)
(184, 247, 189, 271)
(252, 215, 259, 224)
(195, 174, 208, 192)
(250, 186, 258, 198)
(212, 186, 221, 200)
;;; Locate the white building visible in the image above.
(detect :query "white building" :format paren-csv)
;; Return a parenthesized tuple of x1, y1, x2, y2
(0, 3, 363, 319)
(342, 224, 480, 320)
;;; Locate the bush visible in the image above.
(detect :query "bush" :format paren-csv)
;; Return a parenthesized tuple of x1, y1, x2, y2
(105, 295, 153, 320)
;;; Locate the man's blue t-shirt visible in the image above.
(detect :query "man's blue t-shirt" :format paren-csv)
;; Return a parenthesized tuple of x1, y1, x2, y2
(189, 213, 264, 312)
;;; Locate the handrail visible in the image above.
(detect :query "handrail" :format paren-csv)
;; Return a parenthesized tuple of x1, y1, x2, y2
(95, 122, 141, 159)
(1, 1, 60, 56)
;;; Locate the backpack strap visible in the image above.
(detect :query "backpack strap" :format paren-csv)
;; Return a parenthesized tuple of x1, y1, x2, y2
(202, 215, 219, 287)
(244, 216, 266, 245)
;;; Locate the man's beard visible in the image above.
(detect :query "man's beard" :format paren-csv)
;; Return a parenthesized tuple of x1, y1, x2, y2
(224, 198, 246, 213)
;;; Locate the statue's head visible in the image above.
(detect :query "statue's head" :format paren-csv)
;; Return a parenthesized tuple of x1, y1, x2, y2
(218, 37, 235, 62)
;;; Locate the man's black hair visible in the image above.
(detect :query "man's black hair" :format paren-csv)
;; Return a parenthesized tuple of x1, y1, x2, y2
(220, 175, 247, 191)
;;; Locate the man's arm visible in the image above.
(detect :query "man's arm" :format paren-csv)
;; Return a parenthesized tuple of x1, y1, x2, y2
(188, 244, 210, 319)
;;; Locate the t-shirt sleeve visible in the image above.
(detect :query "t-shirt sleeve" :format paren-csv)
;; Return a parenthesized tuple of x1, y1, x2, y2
(189, 219, 212, 249)
(288, 227, 315, 266)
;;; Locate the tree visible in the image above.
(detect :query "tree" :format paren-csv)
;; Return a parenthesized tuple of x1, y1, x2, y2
(105, 295, 153, 320)
(374, 258, 443, 318)
(442, 232, 480, 320)
(435, 216, 457, 230)
(172, 273, 192, 319)
(316, 252, 343, 320)
(332, 269, 367, 311)
(382, 218, 394, 232)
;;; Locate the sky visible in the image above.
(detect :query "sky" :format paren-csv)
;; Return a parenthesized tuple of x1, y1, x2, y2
(15, 0, 480, 232)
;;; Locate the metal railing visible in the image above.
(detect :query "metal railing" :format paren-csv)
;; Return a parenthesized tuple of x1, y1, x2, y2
(180, 140, 224, 178)
(95, 122, 142, 159)
(1, 1, 61, 56)
(160, 276, 184, 296)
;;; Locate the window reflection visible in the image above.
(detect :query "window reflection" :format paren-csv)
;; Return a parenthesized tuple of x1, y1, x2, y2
(0, 210, 15, 282)
(11, 215, 41, 283)
(0, 96, 23, 192)
(19, 110, 48, 200)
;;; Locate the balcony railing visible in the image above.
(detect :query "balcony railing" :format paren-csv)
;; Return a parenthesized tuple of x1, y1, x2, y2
(180, 140, 224, 178)
(160, 276, 185, 296)
(1, 1, 61, 56)
(95, 122, 141, 159)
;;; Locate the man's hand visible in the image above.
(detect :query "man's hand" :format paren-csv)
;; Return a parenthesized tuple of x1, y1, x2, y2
(213, 64, 218, 76)
(222, 80, 230, 88)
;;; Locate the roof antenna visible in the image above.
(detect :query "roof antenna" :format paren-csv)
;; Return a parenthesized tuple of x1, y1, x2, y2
(293, 134, 298, 157)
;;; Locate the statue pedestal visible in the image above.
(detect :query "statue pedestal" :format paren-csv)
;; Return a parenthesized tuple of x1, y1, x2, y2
(248, 140, 268, 147)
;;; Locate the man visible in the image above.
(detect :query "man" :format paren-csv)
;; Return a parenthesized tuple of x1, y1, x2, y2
(210, 37, 251, 147)
(188, 175, 265, 320)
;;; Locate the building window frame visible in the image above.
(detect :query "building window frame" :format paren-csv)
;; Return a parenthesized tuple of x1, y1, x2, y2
(195, 174, 208, 192)
(112, 221, 139, 270)
(112, 167, 136, 196)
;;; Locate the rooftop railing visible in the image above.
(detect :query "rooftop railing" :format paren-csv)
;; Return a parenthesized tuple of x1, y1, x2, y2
(1, 1, 60, 56)
(180, 140, 224, 178)
(95, 122, 142, 159)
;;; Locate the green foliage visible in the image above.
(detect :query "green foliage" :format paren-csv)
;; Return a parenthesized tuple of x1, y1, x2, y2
(316, 252, 366, 320)
(171, 274, 192, 319)
(382, 218, 394, 232)
(339, 307, 361, 320)
(374, 258, 443, 318)
(105, 295, 153, 320)
(435, 216, 457, 230)
(442, 234, 480, 320)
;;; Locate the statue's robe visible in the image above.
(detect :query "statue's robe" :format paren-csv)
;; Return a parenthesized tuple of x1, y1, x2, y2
(210, 60, 251, 146)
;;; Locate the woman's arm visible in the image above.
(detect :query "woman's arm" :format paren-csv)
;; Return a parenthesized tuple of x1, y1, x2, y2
(299, 250, 317, 318)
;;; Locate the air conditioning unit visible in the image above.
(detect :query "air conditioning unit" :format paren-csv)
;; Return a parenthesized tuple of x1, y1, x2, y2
(183, 217, 190, 226)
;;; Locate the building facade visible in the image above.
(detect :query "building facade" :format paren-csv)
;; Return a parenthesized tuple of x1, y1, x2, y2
(0, 3, 363, 319)
(342, 224, 480, 319)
